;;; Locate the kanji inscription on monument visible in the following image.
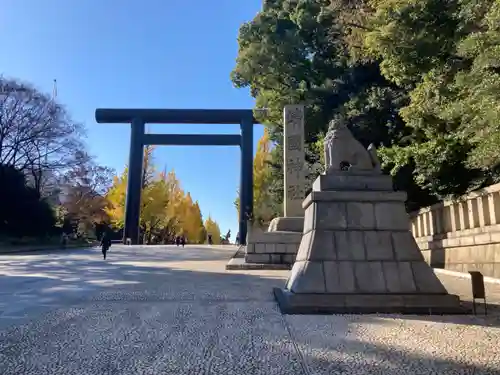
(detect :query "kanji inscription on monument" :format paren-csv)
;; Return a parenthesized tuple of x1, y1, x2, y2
(283, 104, 305, 217)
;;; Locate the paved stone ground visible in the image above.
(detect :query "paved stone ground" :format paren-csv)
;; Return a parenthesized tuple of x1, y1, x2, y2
(1, 245, 500, 374)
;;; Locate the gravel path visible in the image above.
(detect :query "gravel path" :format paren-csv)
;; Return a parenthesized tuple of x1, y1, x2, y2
(0, 245, 499, 374)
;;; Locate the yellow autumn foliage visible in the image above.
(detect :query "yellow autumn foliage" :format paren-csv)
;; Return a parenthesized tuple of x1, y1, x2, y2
(204, 215, 221, 244)
(234, 127, 275, 226)
(105, 149, 210, 244)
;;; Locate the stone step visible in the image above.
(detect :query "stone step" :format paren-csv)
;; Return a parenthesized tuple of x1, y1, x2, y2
(268, 217, 304, 232)
(248, 231, 302, 244)
(225, 257, 292, 271)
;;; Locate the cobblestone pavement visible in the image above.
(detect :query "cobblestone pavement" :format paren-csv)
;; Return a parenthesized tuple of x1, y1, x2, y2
(1, 245, 500, 374)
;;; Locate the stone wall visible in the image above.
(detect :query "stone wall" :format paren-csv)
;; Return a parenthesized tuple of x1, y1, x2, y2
(245, 225, 302, 264)
(410, 182, 500, 278)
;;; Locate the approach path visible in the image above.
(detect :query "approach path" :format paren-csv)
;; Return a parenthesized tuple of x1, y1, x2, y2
(0, 245, 500, 374)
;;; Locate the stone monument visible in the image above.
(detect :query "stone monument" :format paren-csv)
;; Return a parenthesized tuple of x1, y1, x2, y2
(267, 104, 306, 232)
(242, 105, 306, 266)
(273, 118, 463, 314)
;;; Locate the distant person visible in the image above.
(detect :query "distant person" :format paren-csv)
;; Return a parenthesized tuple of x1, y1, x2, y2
(100, 232, 112, 260)
(175, 236, 180, 247)
(235, 232, 240, 246)
(181, 236, 185, 248)
(208, 234, 213, 245)
(60, 232, 68, 249)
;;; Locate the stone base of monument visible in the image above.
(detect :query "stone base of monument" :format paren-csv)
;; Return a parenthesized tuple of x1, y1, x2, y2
(273, 172, 464, 315)
(226, 257, 292, 270)
(267, 217, 304, 232)
(244, 219, 303, 264)
(225, 222, 303, 270)
(273, 289, 464, 314)
(244, 230, 301, 265)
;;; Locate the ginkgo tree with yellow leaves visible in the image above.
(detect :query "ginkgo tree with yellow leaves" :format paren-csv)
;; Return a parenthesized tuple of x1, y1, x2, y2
(234, 127, 276, 227)
(105, 147, 212, 244)
(204, 215, 221, 245)
(176, 192, 206, 244)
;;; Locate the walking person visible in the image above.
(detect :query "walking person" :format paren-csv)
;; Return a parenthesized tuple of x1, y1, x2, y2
(100, 232, 112, 260)
(181, 236, 185, 248)
(60, 232, 68, 249)
(175, 235, 180, 247)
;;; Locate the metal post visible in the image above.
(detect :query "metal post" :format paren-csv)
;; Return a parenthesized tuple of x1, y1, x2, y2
(239, 116, 254, 245)
(123, 118, 145, 245)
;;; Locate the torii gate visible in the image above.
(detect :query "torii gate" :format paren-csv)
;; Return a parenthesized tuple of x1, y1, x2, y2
(95, 108, 258, 245)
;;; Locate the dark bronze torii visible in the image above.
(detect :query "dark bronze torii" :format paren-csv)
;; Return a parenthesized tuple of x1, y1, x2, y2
(95, 108, 258, 245)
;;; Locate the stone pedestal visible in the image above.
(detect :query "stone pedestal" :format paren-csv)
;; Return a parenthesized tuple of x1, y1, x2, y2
(274, 172, 464, 314)
(233, 105, 306, 269)
(242, 217, 304, 266)
(268, 217, 304, 232)
(226, 221, 302, 270)
(243, 222, 301, 265)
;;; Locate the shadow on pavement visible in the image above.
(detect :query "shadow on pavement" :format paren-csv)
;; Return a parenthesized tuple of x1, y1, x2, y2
(2, 246, 500, 325)
(1, 268, 498, 374)
(288, 329, 499, 374)
(3, 244, 236, 261)
(0, 246, 285, 315)
(0, 246, 499, 374)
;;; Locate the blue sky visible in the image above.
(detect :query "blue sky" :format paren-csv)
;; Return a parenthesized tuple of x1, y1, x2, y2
(0, 0, 265, 238)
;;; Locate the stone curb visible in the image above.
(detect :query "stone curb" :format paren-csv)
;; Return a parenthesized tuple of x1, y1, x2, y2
(434, 268, 500, 285)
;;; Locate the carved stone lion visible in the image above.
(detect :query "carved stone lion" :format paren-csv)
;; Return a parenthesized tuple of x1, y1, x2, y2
(323, 118, 381, 173)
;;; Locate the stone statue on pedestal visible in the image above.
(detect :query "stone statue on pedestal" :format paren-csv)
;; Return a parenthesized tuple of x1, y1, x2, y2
(324, 118, 381, 173)
(273, 117, 463, 314)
